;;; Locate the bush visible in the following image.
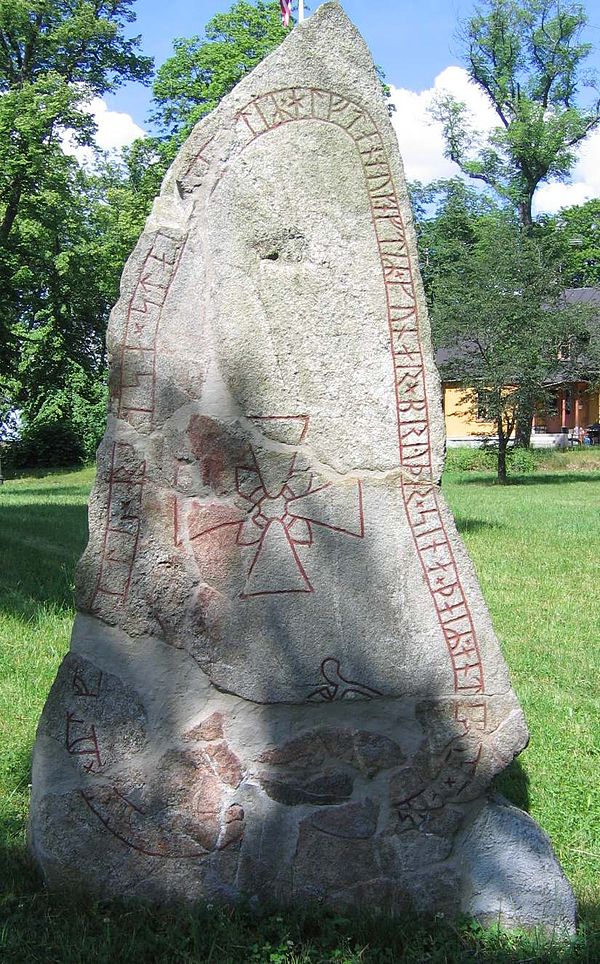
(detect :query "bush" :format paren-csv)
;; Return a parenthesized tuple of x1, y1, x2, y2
(4, 418, 86, 468)
(445, 445, 537, 474)
(445, 447, 498, 472)
(507, 447, 536, 474)
(70, 402, 106, 461)
(29, 377, 108, 463)
(5, 375, 109, 469)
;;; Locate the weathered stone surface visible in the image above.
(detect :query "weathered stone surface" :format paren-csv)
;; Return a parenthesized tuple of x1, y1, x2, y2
(456, 796, 578, 932)
(184, 711, 225, 742)
(306, 800, 379, 838)
(294, 821, 382, 899)
(38, 653, 147, 774)
(30, 2, 574, 933)
(258, 727, 405, 775)
(259, 771, 353, 807)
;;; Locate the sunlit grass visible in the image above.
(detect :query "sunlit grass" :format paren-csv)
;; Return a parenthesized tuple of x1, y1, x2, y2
(443, 469, 600, 924)
(0, 467, 93, 855)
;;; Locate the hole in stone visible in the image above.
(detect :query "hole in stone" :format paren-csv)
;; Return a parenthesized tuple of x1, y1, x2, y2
(256, 229, 307, 263)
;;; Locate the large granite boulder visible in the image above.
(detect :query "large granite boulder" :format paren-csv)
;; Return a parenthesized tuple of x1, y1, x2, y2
(30, 2, 575, 932)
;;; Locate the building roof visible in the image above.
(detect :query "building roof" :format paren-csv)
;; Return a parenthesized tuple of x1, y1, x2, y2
(562, 286, 600, 307)
(434, 287, 600, 384)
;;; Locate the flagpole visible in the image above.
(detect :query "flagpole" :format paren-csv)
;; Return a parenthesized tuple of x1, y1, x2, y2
(298, 0, 305, 22)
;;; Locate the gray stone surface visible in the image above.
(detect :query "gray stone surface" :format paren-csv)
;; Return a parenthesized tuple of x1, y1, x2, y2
(30, 2, 575, 932)
(456, 795, 578, 933)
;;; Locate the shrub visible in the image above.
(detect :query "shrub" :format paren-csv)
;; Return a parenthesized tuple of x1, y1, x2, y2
(5, 418, 86, 468)
(445, 447, 498, 472)
(29, 377, 108, 463)
(445, 446, 537, 474)
(507, 447, 536, 474)
(70, 395, 107, 461)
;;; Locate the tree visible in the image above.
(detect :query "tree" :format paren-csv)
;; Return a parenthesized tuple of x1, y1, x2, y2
(409, 178, 500, 301)
(432, 210, 593, 482)
(152, 0, 288, 141)
(1, 1, 293, 463)
(0, 1, 151, 245)
(538, 198, 600, 287)
(432, 0, 600, 232)
(11, 160, 117, 451)
(100, 0, 291, 295)
(0, 0, 152, 455)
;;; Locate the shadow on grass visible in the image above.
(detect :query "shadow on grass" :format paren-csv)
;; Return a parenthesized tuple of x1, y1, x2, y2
(454, 472, 600, 488)
(3, 728, 591, 964)
(1, 532, 596, 958)
(1, 464, 93, 482)
(1, 743, 34, 841)
(0, 840, 597, 964)
(455, 517, 505, 535)
(2, 485, 93, 500)
(493, 758, 530, 813)
(0, 499, 88, 617)
(1, 488, 596, 959)
(1, 795, 597, 964)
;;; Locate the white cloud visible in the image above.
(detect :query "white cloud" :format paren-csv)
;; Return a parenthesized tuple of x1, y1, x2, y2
(533, 127, 600, 215)
(63, 97, 145, 163)
(390, 66, 600, 214)
(90, 97, 146, 150)
(389, 66, 496, 183)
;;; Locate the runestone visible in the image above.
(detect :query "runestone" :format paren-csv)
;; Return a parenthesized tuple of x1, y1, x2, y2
(30, 3, 575, 931)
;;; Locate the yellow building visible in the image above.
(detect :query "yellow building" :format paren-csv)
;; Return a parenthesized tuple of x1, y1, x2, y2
(438, 287, 600, 448)
(442, 382, 600, 448)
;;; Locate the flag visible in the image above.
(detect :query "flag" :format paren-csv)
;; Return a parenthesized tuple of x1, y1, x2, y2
(280, 0, 292, 27)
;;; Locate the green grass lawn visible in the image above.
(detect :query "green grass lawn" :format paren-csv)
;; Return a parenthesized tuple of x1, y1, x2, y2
(0, 459, 598, 963)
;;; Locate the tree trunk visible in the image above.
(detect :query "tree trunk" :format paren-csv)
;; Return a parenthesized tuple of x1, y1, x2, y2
(497, 444, 508, 483)
(0, 176, 23, 242)
(514, 410, 533, 448)
(519, 189, 535, 236)
(515, 184, 540, 442)
(497, 417, 508, 484)
(515, 388, 537, 448)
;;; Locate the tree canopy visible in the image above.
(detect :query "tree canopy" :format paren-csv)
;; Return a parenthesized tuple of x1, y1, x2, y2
(92, 0, 290, 292)
(152, 0, 288, 139)
(430, 203, 597, 479)
(0, 0, 153, 454)
(0, 0, 152, 242)
(0, 0, 294, 458)
(409, 178, 500, 301)
(1, 0, 599, 467)
(432, 0, 600, 230)
(539, 198, 600, 287)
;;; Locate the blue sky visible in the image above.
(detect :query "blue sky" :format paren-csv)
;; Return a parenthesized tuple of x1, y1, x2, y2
(106, 1, 475, 124)
(106, 0, 600, 124)
(91, 0, 600, 213)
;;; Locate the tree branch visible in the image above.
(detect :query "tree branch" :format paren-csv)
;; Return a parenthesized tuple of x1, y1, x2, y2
(0, 175, 23, 242)
(0, 30, 17, 84)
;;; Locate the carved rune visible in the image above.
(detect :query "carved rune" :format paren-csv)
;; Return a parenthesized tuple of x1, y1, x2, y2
(307, 658, 382, 702)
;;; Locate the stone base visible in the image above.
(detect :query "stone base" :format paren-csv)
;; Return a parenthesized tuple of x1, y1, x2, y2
(30, 620, 575, 935)
(456, 795, 576, 934)
(30, 788, 576, 935)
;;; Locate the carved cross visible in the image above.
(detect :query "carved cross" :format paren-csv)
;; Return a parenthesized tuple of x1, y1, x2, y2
(178, 416, 364, 598)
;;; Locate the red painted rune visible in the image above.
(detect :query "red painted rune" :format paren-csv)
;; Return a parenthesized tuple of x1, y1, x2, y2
(176, 416, 364, 598)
